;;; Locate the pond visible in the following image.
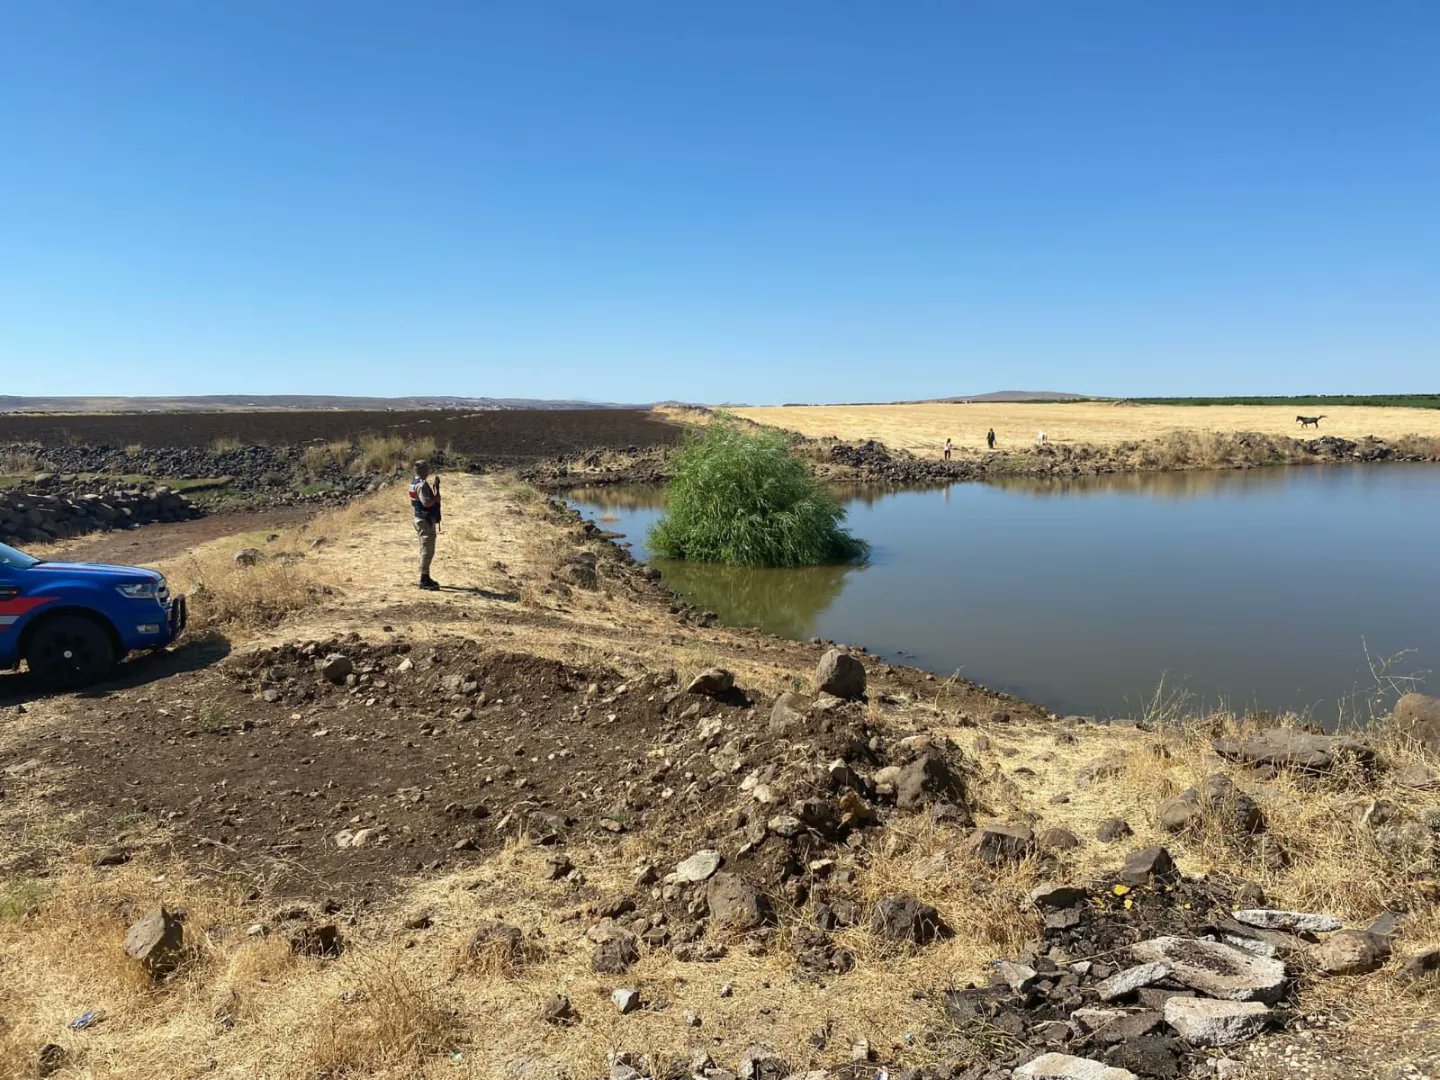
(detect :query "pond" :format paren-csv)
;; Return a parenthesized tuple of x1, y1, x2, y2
(569, 464, 1440, 727)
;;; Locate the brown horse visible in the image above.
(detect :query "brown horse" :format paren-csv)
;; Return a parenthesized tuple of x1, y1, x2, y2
(1296, 414, 1327, 428)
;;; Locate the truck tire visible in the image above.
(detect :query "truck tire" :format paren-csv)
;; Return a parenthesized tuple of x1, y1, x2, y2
(24, 614, 117, 690)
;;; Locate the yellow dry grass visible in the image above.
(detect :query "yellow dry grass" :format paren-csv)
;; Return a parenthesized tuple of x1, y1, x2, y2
(731, 402, 1440, 457)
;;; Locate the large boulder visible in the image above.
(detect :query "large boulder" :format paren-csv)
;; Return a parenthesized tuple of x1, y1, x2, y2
(591, 933, 640, 973)
(814, 649, 866, 700)
(1157, 774, 1263, 836)
(1393, 693, 1440, 756)
(706, 872, 768, 931)
(1119, 846, 1178, 886)
(1131, 936, 1287, 1003)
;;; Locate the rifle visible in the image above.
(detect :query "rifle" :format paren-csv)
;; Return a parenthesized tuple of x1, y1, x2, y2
(433, 473, 443, 530)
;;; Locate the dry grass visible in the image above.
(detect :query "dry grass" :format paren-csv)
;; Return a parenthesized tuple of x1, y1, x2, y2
(732, 402, 1440, 457)
(209, 435, 245, 453)
(355, 434, 438, 476)
(300, 439, 355, 474)
(0, 448, 43, 473)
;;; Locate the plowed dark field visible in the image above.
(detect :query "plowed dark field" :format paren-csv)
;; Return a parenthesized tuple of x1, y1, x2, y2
(0, 408, 681, 463)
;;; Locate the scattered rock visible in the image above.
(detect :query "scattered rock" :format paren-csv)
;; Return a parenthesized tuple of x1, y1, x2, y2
(814, 649, 866, 700)
(673, 849, 722, 883)
(318, 654, 354, 684)
(872, 894, 950, 946)
(996, 959, 1039, 993)
(1030, 883, 1088, 909)
(1096, 962, 1171, 1001)
(1312, 929, 1391, 975)
(1037, 826, 1081, 852)
(686, 668, 735, 697)
(36, 1044, 68, 1079)
(769, 693, 809, 733)
(894, 753, 964, 811)
(1394, 761, 1436, 789)
(611, 988, 641, 1014)
(1095, 817, 1133, 843)
(123, 906, 185, 975)
(706, 872, 768, 931)
(738, 1045, 790, 1080)
(1014, 1052, 1138, 1079)
(469, 921, 524, 964)
(1393, 692, 1440, 756)
(233, 547, 264, 567)
(542, 853, 574, 881)
(592, 933, 640, 973)
(1131, 936, 1286, 1002)
(1076, 750, 1126, 788)
(1163, 997, 1272, 1048)
(1233, 908, 1341, 933)
(1119, 846, 1178, 886)
(965, 823, 1035, 864)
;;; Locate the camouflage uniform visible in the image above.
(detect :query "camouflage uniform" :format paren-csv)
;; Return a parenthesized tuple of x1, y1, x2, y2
(408, 467, 441, 586)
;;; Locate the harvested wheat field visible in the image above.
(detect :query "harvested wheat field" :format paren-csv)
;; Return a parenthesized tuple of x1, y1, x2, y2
(1, 475, 1438, 1080)
(732, 403, 1440, 457)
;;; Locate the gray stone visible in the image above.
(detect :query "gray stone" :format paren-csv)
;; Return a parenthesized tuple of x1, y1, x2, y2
(1076, 751, 1126, 788)
(995, 959, 1038, 993)
(1394, 761, 1437, 789)
(1069, 1008, 1128, 1035)
(895, 753, 963, 810)
(1131, 936, 1287, 1002)
(687, 668, 735, 697)
(706, 872, 768, 930)
(769, 693, 809, 733)
(1211, 729, 1373, 773)
(673, 849, 722, 883)
(872, 894, 949, 946)
(1233, 908, 1341, 933)
(965, 823, 1036, 864)
(318, 654, 353, 684)
(814, 649, 866, 699)
(1096, 962, 1171, 1001)
(233, 547, 264, 567)
(738, 1045, 789, 1080)
(1393, 692, 1440, 756)
(611, 988, 641, 1014)
(1163, 997, 1272, 1048)
(1037, 826, 1081, 852)
(1014, 1053, 1137, 1080)
(591, 934, 639, 973)
(123, 906, 184, 974)
(1029, 883, 1088, 909)
(1095, 817, 1133, 843)
(1119, 846, 1178, 886)
(1312, 929, 1390, 975)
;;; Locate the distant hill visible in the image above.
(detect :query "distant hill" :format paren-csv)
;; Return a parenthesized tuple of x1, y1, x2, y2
(929, 390, 1093, 403)
(0, 394, 644, 414)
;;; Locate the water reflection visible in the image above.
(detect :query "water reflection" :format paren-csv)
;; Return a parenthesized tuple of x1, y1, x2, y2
(987, 468, 1297, 499)
(653, 557, 855, 640)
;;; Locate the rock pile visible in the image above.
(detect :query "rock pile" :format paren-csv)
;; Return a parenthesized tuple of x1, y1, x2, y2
(0, 483, 197, 544)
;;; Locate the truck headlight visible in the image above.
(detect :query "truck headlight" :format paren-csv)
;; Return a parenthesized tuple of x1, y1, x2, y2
(116, 583, 160, 599)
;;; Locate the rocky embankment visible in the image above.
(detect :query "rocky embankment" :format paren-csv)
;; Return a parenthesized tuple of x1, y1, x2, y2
(0, 480, 198, 545)
(520, 431, 1440, 492)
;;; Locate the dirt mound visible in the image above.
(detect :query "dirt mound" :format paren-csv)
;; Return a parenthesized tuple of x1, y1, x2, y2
(0, 635, 968, 915)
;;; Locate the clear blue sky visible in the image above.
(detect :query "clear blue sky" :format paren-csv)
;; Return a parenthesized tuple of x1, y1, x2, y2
(3, 2, 1437, 403)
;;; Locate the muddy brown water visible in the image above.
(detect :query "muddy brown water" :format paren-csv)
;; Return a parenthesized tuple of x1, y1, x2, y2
(570, 464, 1440, 728)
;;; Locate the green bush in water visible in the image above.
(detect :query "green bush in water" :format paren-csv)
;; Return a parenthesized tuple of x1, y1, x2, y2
(648, 420, 867, 567)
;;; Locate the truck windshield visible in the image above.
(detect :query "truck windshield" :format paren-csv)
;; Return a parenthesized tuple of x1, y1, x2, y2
(0, 542, 39, 569)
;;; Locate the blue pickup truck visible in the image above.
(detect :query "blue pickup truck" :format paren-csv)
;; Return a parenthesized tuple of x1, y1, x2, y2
(0, 540, 187, 688)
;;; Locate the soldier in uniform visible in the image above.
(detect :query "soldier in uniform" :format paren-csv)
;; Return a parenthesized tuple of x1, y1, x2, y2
(408, 461, 442, 590)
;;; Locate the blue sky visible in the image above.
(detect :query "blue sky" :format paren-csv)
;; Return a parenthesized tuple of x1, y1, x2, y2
(2, 2, 1437, 403)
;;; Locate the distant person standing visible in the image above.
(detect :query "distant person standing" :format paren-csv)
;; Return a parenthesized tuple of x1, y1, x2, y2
(1036, 430, 1047, 445)
(943, 437, 953, 461)
(408, 460, 442, 591)
(986, 428, 996, 450)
